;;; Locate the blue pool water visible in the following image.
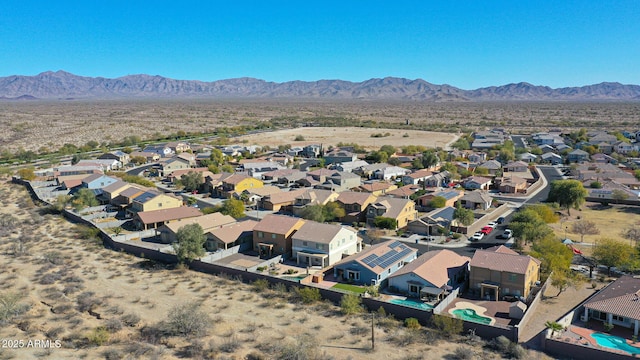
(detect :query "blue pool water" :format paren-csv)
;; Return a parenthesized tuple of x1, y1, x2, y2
(390, 298, 434, 310)
(281, 275, 307, 282)
(591, 332, 640, 355)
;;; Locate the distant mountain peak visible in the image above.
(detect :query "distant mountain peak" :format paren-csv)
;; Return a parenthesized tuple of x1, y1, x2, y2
(0, 71, 638, 101)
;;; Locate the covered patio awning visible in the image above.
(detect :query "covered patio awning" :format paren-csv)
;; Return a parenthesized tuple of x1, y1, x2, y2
(420, 287, 445, 296)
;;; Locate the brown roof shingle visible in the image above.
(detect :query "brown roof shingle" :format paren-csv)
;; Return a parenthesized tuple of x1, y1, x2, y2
(390, 249, 470, 288)
(207, 220, 258, 244)
(136, 207, 203, 225)
(253, 214, 305, 235)
(583, 276, 640, 321)
(470, 246, 540, 274)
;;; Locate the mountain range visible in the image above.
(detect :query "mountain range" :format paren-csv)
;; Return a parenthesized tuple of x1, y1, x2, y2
(1, 70, 639, 101)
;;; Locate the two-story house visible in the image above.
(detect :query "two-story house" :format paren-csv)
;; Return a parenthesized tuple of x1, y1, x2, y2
(216, 173, 264, 198)
(365, 197, 418, 229)
(469, 245, 541, 301)
(292, 222, 360, 268)
(127, 190, 183, 217)
(336, 191, 378, 223)
(252, 214, 305, 258)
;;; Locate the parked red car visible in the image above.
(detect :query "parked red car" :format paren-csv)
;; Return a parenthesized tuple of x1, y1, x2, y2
(480, 226, 493, 235)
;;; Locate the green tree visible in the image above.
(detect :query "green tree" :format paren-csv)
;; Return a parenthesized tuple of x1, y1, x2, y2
(612, 189, 629, 204)
(527, 204, 559, 223)
(16, 167, 36, 180)
(592, 238, 635, 276)
(379, 145, 397, 157)
(373, 217, 397, 229)
(173, 223, 206, 264)
(453, 206, 474, 226)
(323, 202, 345, 221)
(428, 196, 447, 209)
(550, 269, 584, 297)
(130, 156, 146, 165)
(547, 180, 588, 216)
(340, 293, 364, 315)
(299, 205, 325, 222)
(530, 236, 573, 274)
(209, 148, 224, 167)
(220, 199, 245, 219)
(365, 151, 389, 164)
(510, 208, 553, 244)
(545, 321, 564, 337)
(432, 314, 463, 337)
(178, 171, 203, 192)
(72, 188, 99, 211)
(418, 150, 440, 169)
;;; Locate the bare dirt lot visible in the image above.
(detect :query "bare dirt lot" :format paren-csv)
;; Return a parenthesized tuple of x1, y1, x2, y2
(0, 180, 556, 359)
(237, 127, 458, 150)
(1, 99, 639, 152)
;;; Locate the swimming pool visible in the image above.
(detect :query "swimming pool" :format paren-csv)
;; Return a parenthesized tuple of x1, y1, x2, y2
(452, 308, 492, 325)
(591, 332, 640, 355)
(281, 275, 307, 282)
(390, 298, 434, 311)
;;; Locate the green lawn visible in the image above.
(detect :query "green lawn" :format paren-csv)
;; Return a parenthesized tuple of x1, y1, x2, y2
(332, 283, 367, 294)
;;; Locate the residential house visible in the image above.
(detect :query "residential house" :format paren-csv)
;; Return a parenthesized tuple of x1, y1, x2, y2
(597, 142, 614, 155)
(518, 152, 538, 163)
(471, 130, 507, 149)
(580, 276, 640, 336)
(57, 174, 92, 190)
(539, 144, 555, 154)
(176, 153, 197, 167)
(459, 191, 493, 210)
(407, 206, 456, 236)
(127, 190, 183, 217)
(424, 171, 451, 188)
(334, 160, 370, 173)
(205, 220, 258, 252)
(252, 214, 305, 258)
(316, 171, 362, 192)
(386, 184, 422, 199)
(503, 161, 528, 173)
(81, 174, 119, 190)
(477, 160, 502, 175)
(416, 190, 464, 209)
(496, 175, 528, 194)
(55, 164, 103, 177)
(112, 185, 147, 209)
(98, 151, 130, 165)
(355, 181, 397, 196)
(469, 245, 541, 301)
(333, 240, 417, 286)
(241, 161, 286, 178)
(356, 163, 390, 179)
(237, 185, 282, 204)
(591, 153, 618, 165)
(159, 156, 192, 176)
(101, 180, 132, 202)
(133, 206, 202, 230)
(365, 197, 418, 229)
(402, 169, 433, 185)
(614, 141, 638, 155)
(588, 132, 617, 146)
(259, 188, 309, 212)
(336, 191, 378, 223)
(373, 166, 409, 181)
(292, 222, 360, 267)
(165, 141, 191, 154)
(216, 174, 264, 198)
(167, 168, 214, 185)
(261, 169, 305, 184)
(555, 144, 571, 152)
(540, 152, 563, 165)
(143, 144, 173, 157)
(267, 153, 294, 166)
(388, 250, 470, 300)
(567, 149, 590, 163)
(323, 149, 358, 165)
(467, 152, 487, 163)
(76, 159, 122, 172)
(301, 144, 322, 158)
(130, 151, 160, 163)
(158, 212, 236, 244)
(462, 176, 492, 191)
(291, 189, 339, 216)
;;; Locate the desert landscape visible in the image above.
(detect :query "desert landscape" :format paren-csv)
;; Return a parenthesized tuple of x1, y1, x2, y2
(1, 100, 639, 153)
(0, 179, 556, 360)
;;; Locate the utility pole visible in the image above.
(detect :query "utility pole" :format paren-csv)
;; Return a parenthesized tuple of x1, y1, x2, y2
(371, 312, 375, 350)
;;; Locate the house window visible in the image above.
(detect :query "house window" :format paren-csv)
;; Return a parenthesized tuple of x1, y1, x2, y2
(271, 234, 276, 239)
(257, 231, 263, 238)
(508, 273, 517, 281)
(158, 203, 162, 207)
(613, 315, 625, 322)
(303, 241, 308, 246)
(409, 285, 420, 293)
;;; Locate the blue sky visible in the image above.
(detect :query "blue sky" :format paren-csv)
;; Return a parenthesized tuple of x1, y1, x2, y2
(1, 1, 639, 89)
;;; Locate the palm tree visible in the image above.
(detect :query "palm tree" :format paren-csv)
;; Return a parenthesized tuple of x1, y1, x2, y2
(545, 321, 564, 337)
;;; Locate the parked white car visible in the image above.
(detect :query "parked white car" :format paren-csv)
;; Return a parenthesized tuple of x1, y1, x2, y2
(470, 232, 485, 241)
(499, 229, 513, 239)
